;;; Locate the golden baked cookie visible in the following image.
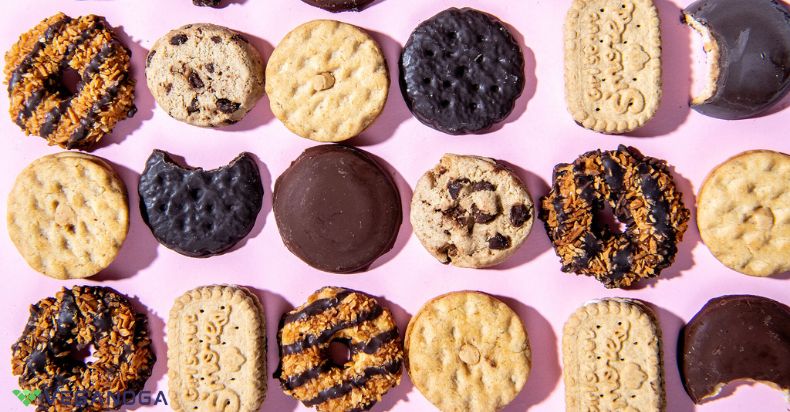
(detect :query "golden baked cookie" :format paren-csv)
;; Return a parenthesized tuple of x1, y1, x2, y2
(563, 299, 665, 412)
(168, 285, 267, 412)
(697, 150, 790, 277)
(266, 20, 389, 142)
(405, 291, 531, 412)
(564, 0, 662, 133)
(7, 152, 128, 279)
(4, 13, 136, 149)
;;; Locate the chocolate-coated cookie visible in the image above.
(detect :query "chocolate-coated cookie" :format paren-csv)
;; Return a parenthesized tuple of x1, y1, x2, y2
(400, 8, 525, 134)
(273, 145, 402, 273)
(193, 0, 221, 6)
(138, 150, 263, 257)
(301, 0, 375, 12)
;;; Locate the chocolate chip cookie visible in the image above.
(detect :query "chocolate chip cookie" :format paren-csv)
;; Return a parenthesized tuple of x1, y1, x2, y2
(146, 23, 265, 127)
(400, 8, 525, 134)
(411, 154, 534, 268)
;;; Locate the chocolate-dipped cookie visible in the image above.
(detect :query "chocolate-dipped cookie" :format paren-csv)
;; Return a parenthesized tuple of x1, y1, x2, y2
(300, 0, 375, 12)
(680, 295, 790, 403)
(138, 150, 263, 257)
(400, 8, 525, 134)
(683, 0, 790, 119)
(273, 145, 402, 273)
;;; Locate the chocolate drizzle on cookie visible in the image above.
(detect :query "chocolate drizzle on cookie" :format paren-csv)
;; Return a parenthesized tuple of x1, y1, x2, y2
(5, 13, 136, 149)
(539, 145, 690, 288)
(10, 286, 155, 411)
(275, 287, 403, 412)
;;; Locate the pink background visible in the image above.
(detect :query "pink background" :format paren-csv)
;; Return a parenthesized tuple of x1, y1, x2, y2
(1, 0, 788, 411)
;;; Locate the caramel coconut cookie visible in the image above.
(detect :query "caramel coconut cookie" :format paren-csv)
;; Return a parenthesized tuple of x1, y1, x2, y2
(539, 145, 690, 288)
(564, 0, 662, 133)
(266, 20, 389, 142)
(563, 299, 665, 411)
(405, 291, 531, 411)
(11, 286, 156, 411)
(7, 152, 129, 279)
(275, 287, 403, 412)
(146, 23, 265, 127)
(4, 13, 136, 149)
(697, 150, 790, 277)
(168, 285, 267, 412)
(411, 154, 534, 268)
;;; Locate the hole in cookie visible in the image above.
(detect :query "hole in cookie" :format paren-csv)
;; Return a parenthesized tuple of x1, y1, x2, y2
(637, 24, 641, 28)
(618, 322, 622, 325)
(68, 344, 97, 366)
(328, 340, 352, 367)
(593, 201, 625, 234)
(595, 108, 601, 112)
(624, 41, 628, 44)
(596, 325, 601, 328)
(600, 8, 604, 12)
(632, 78, 637, 81)
(59, 66, 81, 97)
(199, 309, 204, 313)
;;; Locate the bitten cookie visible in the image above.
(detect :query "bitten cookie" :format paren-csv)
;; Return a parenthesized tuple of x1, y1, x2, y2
(146, 23, 265, 127)
(138, 150, 263, 257)
(411, 154, 534, 268)
(276, 287, 403, 412)
(301, 0, 375, 12)
(564, 0, 662, 133)
(405, 291, 531, 412)
(168, 285, 267, 412)
(400, 8, 525, 134)
(563, 299, 665, 412)
(697, 150, 790, 277)
(4, 13, 136, 149)
(679, 295, 790, 404)
(274, 145, 402, 273)
(11, 286, 156, 411)
(7, 152, 128, 279)
(540, 145, 690, 288)
(266, 20, 389, 142)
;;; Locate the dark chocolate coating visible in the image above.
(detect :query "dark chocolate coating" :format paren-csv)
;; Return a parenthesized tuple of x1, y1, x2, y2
(684, 0, 790, 119)
(138, 150, 263, 257)
(273, 145, 402, 273)
(193, 0, 222, 6)
(400, 8, 525, 134)
(680, 295, 790, 403)
(300, 0, 375, 13)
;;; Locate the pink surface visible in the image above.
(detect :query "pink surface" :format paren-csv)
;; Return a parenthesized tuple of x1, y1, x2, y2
(0, 0, 788, 411)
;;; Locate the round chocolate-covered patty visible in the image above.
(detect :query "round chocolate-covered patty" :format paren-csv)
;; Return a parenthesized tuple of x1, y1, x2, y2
(683, 0, 790, 119)
(539, 145, 691, 288)
(138, 150, 263, 257)
(400, 7, 525, 134)
(680, 295, 790, 403)
(300, 0, 375, 12)
(11, 286, 156, 411)
(274, 145, 402, 273)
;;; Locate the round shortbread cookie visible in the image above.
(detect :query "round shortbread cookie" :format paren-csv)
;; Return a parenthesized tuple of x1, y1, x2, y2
(410, 154, 534, 268)
(405, 291, 531, 412)
(146, 23, 265, 127)
(7, 153, 129, 279)
(265, 20, 389, 142)
(697, 150, 790, 277)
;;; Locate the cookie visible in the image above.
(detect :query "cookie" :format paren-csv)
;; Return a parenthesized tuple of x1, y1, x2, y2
(410, 154, 534, 268)
(400, 8, 525, 134)
(7, 152, 128, 279)
(168, 285, 267, 412)
(138, 150, 263, 258)
(273, 145, 401, 273)
(146, 23, 265, 127)
(4, 13, 136, 149)
(265, 20, 389, 142)
(563, 299, 665, 412)
(564, 0, 661, 133)
(697, 150, 790, 276)
(539, 145, 690, 288)
(193, 0, 222, 6)
(11, 286, 156, 411)
(683, 0, 790, 119)
(275, 286, 403, 411)
(301, 0, 375, 12)
(679, 295, 790, 404)
(405, 291, 530, 411)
